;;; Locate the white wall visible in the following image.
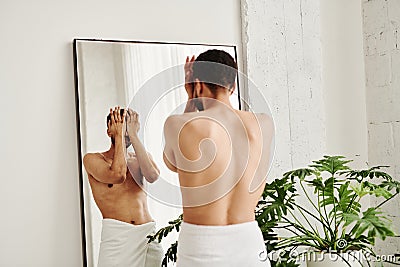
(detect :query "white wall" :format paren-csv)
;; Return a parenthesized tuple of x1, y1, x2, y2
(320, 0, 369, 168)
(241, 0, 325, 178)
(362, 0, 400, 256)
(0, 0, 242, 266)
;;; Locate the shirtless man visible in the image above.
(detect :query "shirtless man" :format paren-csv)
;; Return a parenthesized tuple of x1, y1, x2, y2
(83, 107, 163, 267)
(163, 50, 273, 266)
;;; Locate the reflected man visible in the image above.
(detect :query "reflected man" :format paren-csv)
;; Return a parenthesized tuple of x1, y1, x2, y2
(163, 50, 273, 266)
(83, 107, 163, 267)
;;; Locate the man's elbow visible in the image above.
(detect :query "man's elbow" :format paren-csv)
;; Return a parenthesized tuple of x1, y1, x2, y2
(167, 165, 178, 173)
(144, 171, 160, 183)
(163, 153, 177, 173)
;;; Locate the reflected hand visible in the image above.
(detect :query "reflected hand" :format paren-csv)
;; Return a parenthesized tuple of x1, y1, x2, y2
(184, 55, 196, 99)
(126, 109, 140, 137)
(109, 106, 126, 137)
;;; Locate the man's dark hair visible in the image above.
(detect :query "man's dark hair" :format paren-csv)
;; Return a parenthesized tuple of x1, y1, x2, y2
(106, 108, 125, 127)
(192, 49, 238, 93)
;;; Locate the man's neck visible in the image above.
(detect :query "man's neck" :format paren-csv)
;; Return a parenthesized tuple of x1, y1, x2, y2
(203, 94, 233, 110)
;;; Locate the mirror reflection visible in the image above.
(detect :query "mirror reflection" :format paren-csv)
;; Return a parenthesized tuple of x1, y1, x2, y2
(74, 40, 239, 267)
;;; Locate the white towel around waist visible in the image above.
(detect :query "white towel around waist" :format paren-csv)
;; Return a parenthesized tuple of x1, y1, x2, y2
(98, 219, 163, 267)
(177, 220, 271, 267)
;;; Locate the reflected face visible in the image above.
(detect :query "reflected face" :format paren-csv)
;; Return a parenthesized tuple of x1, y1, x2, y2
(106, 108, 132, 148)
(107, 121, 132, 148)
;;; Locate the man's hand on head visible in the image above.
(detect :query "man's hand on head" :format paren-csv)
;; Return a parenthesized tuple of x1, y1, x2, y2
(184, 55, 200, 113)
(109, 106, 126, 138)
(126, 109, 140, 138)
(184, 55, 196, 99)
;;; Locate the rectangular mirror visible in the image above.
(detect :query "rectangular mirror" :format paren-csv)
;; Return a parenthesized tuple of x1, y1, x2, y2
(73, 39, 240, 266)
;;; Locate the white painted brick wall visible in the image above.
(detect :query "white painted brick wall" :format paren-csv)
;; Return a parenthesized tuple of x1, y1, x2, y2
(365, 53, 392, 87)
(394, 122, 400, 173)
(366, 85, 398, 122)
(241, 0, 399, 258)
(363, 0, 400, 256)
(241, 0, 325, 179)
(389, 0, 400, 26)
(397, 28, 400, 49)
(393, 50, 400, 86)
(368, 123, 396, 165)
(364, 0, 389, 34)
(376, 30, 397, 54)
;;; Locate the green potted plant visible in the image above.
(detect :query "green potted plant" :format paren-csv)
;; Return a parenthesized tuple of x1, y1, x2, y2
(258, 156, 400, 266)
(150, 156, 400, 267)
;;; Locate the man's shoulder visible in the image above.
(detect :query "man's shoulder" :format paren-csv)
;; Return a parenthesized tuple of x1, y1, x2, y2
(164, 113, 206, 143)
(165, 113, 194, 122)
(165, 112, 214, 129)
(164, 113, 195, 129)
(236, 112, 274, 136)
(83, 152, 97, 159)
(255, 112, 273, 123)
(236, 111, 272, 123)
(83, 152, 104, 164)
(253, 112, 274, 130)
(252, 113, 274, 139)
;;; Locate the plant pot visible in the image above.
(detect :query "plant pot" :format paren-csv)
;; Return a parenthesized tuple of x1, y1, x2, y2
(306, 251, 363, 267)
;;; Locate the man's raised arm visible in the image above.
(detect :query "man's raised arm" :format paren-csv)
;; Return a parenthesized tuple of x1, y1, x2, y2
(127, 109, 160, 183)
(183, 55, 198, 113)
(83, 107, 127, 184)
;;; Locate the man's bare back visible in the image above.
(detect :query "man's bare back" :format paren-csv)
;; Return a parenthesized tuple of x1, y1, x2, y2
(164, 102, 273, 226)
(164, 50, 273, 267)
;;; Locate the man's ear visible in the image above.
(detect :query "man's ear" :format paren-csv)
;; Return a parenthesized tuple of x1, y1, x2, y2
(229, 83, 236, 95)
(194, 78, 202, 97)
